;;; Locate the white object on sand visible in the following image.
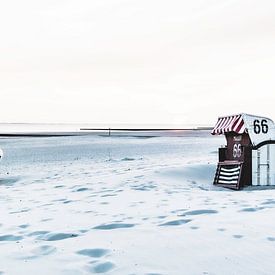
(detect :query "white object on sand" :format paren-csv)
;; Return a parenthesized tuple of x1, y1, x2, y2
(212, 113, 275, 189)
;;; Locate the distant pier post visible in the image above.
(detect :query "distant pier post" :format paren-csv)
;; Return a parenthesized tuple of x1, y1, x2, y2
(108, 128, 111, 136)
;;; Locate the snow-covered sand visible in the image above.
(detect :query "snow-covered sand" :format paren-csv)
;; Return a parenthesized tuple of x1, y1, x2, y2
(1, 131, 275, 274)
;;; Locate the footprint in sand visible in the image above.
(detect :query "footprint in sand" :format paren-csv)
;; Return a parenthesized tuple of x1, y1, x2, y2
(77, 248, 110, 258)
(9, 208, 31, 214)
(18, 224, 29, 229)
(239, 207, 265, 212)
(101, 194, 117, 198)
(190, 226, 199, 230)
(233, 235, 243, 239)
(93, 223, 135, 230)
(54, 185, 65, 188)
(131, 182, 157, 191)
(79, 229, 89, 234)
(52, 198, 66, 202)
(88, 262, 115, 274)
(31, 245, 57, 256)
(0, 176, 20, 186)
(28, 231, 50, 237)
(121, 157, 135, 161)
(181, 210, 218, 216)
(40, 218, 52, 222)
(134, 175, 144, 179)
(171, 209, 187, 214)
(74, 187, 89, 192)
(159, 219, 192, 226)
(157, 216, 167, 219)
(0, 235, 23, 242)
(38, 232, 78, 241)
(261, 200, 275, 206)
(19, 245, 57, 260)
(267, 237, 275, 241)
(63, 200, 73, 204)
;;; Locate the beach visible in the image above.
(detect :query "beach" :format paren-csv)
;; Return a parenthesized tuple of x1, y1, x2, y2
(1, 131, 275, 274)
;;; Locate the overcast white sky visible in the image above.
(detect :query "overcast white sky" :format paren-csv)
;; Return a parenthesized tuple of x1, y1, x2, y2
(0, 0, 275, 125)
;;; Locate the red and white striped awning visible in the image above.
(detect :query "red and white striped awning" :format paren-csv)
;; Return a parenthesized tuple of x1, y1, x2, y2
(211, 114, 246, 135)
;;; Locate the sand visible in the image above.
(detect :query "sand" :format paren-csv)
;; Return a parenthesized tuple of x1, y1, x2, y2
(0, 132, 275, 274)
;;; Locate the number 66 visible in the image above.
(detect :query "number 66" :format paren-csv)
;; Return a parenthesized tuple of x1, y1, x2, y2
(233, 144, 241, 158)
(254, 119, 268, 134)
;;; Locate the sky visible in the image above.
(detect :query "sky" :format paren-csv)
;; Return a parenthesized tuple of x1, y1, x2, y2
(0, 0, 275, 126)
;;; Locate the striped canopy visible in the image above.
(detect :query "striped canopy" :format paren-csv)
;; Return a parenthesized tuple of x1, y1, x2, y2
(211, 114, 246, 135)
